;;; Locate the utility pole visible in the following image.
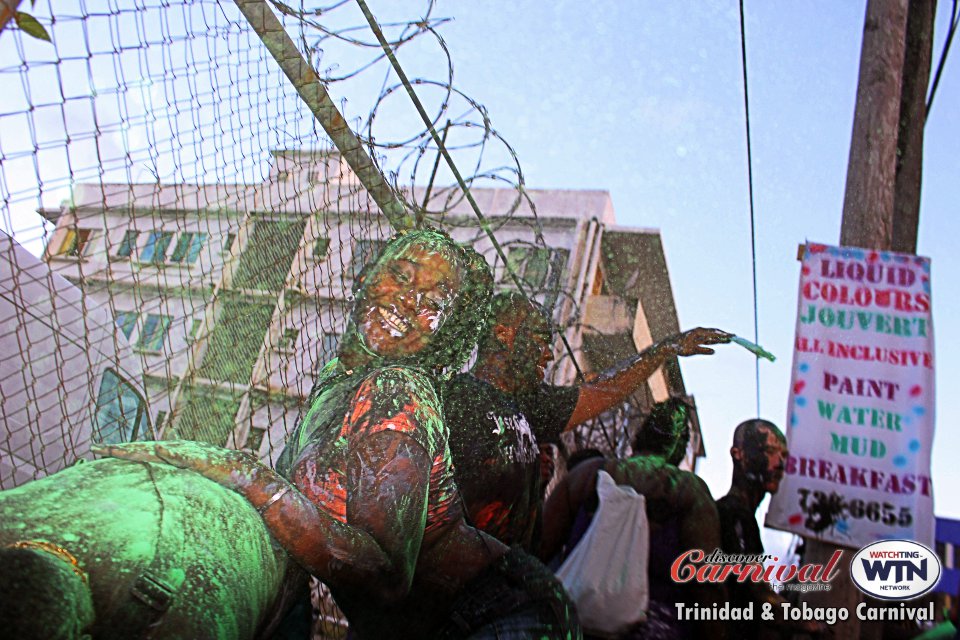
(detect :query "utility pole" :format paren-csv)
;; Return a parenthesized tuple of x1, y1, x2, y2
(893, 0, 937, 253)
(804, 1, 914, 639)
(838, 0, 910, 251)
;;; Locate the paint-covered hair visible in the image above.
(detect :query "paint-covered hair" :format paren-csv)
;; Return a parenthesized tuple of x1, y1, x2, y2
(348, 227, 493, 377)
(0, 546, 94, 638)
(633, 397, 693, 465)
(732, 418, 785, 451)
(476, 290, 552, 356)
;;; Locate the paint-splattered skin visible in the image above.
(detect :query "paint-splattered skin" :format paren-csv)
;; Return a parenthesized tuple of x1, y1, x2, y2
(101, 232, 578, 637)
(443, 371, 577, 550)
(0, 458, 295, 640)
(350, 243, 460, 360)
(338, 229, 493, 378)
(476, 294, 731, 423)
(278, 364, 506, 638)
(101, 231, 512, 638)
(462, 294, 730, 553)
(276, 232, 508, 637)
(565, 327, 732, 427)
(718, 423, 789, 555)
(96, 367, 505, 638)
(718, 421, 824, 636)
(736, 425, 788, 494)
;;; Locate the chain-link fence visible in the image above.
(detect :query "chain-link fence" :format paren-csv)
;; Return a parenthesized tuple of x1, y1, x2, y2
(1, 1, 686, 635)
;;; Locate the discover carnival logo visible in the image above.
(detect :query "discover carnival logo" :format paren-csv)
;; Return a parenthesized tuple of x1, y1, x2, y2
(671, 548, 842, 591)
(850, 540, 941, 600)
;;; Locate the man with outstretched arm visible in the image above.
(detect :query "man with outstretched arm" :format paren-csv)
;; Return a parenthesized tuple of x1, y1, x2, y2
(443, 291, 731, 550)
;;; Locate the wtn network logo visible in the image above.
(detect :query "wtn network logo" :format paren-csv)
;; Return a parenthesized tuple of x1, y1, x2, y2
(850, 540, 941, 600)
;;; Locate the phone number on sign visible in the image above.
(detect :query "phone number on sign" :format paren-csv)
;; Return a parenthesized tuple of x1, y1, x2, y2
(797, 489, 912, 528)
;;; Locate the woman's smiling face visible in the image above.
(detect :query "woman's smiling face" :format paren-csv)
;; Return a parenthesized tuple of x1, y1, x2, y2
(354, 240, 461, 358)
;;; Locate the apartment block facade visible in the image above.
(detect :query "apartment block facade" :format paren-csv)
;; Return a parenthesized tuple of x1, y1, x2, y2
(41, 150, 703, 468)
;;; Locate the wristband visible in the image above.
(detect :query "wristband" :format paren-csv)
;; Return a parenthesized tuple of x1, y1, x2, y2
(257, 485, 292, 515)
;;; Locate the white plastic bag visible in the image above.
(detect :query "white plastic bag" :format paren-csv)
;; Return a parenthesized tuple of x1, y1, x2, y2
(555, 470, 650, 637)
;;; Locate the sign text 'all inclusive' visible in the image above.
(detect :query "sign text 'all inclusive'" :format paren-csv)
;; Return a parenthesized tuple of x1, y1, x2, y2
(766, 243, 935, 548)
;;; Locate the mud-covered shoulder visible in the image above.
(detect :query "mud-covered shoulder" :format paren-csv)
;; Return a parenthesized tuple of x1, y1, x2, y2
(672, 469, 717, 510)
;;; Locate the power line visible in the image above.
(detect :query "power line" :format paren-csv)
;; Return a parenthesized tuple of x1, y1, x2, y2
(926, 0, 958, 115)
(739, 0, 762, 418)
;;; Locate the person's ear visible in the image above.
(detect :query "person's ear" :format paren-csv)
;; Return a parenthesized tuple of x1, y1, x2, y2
(730, 446, 743, 463)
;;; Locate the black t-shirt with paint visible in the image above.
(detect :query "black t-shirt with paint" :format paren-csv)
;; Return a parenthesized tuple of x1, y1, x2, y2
(443, 374, 578, 549)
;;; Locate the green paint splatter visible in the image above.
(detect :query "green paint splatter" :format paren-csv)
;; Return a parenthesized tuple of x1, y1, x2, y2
(0, 458, 292, 639)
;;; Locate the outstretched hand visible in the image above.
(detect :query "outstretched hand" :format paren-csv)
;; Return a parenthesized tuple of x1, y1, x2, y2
(92, 440, 264, 494)
(674, 327, 733, 356)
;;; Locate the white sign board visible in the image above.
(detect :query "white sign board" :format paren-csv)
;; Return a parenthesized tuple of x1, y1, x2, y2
(766, 243, 935, 548)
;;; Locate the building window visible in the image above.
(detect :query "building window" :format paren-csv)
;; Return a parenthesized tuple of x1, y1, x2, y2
(136, 313, 172, 351)
(93, 368, 149, 444)
(187, 318, 203, 343)
(503, 246, 551, 289)
(313, 236, 330, 261)
(349, 239, 386, 280)
(232, 220, 306, 291)
(140, 231, 174, 264)
(115, 311, 138, 340)
(58, 228, 94, 257)
(170, 232, 207, 264)
(194, 300, 274, 384)
(223, 233, 236, 255)
(280, 328, 299, 352)
(117, 230, 139, 259)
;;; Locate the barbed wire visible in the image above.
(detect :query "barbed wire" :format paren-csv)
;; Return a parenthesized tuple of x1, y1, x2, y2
(268, 0, 546, 244)
(0, 2, 676, 634)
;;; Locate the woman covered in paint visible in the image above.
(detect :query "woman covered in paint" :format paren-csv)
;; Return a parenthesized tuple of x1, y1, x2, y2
(102, 228, 580, 640)
(540, 398, 726, 640)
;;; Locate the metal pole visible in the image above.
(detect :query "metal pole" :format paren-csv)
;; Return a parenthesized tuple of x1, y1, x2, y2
(233, 0, 416, 232)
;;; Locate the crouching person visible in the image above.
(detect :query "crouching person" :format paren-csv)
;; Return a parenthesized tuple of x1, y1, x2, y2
(0, 456, 305, 639)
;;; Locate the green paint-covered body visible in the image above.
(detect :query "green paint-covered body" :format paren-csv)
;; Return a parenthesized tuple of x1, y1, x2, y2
(0, 458, 294, 640)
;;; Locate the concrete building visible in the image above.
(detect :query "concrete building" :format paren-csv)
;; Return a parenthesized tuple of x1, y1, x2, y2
(41, 149, 703, 468)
